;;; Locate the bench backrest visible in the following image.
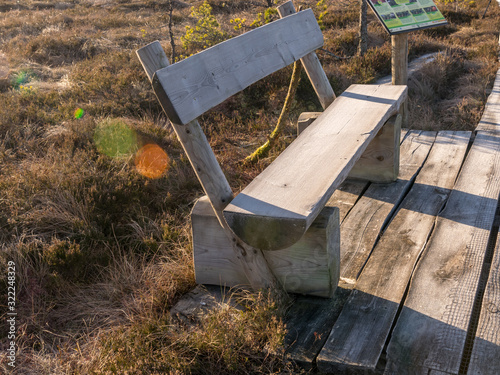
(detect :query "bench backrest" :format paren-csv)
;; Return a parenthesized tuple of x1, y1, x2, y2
(152, 9, 323, 125)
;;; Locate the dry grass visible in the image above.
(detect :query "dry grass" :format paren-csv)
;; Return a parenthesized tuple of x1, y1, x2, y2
(0, 0, 499, 373)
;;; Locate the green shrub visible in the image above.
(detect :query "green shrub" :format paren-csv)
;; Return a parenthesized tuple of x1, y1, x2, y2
(181, 1, 229, 54)
(250, 7, 278, 27)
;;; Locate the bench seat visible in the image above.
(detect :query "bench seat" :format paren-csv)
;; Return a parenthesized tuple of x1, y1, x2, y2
(223, 84, 407, 250)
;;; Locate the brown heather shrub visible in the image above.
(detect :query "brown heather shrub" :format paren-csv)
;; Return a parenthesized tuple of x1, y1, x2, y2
(24, 34, 99, 66)
(83, 288, 291, 375)
(340, 43, 393, 83)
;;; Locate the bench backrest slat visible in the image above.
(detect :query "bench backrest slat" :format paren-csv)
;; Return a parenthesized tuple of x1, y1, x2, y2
(152, 9, 323, 125)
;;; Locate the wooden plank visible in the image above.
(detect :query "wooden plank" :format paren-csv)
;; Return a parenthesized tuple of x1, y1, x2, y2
(192, 196, 340, 298)
(327, 179, 369, 223)
(317, 131, 471, 374)
(283, 287, 351, 370)
(467, 224, 500, 374)
(386, 131, 500, 374)
(278, 1, 336, 109)
(475, 68, 500, 133)
(152, 10, 323, 125)
(224, 84, 407, 250)
(349, 114, 401, 183)
(137, 41, 277, 290)
(137, 41, 233, 212)
(278, 130, 427, 368)
(339, 130, 435, 286)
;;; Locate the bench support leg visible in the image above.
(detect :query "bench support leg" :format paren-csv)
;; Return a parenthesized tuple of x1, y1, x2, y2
(297, 113, 402, 183)
(278, 1, 336, 109)
(137, 41, 279, 290)
(349, 114, 401, 183)
(192, 196, 340, 298)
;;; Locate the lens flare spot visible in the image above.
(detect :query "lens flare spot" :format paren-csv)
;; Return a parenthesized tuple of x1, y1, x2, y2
(74, 108, 84, 119)
(135, 144, 170, 179)
(94, 119, 137, 158)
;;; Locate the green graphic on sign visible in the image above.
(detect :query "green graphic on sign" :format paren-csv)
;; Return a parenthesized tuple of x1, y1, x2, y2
(369, 0, 447, 34)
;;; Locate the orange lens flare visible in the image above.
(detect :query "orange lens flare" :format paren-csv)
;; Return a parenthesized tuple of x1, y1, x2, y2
(135, 144, 170, 179)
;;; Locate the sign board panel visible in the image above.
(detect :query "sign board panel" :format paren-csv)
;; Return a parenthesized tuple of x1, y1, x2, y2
(368, 0, 447, 34)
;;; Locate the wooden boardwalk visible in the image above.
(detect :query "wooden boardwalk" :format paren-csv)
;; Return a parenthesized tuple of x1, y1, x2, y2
(284, 69, 500, 374)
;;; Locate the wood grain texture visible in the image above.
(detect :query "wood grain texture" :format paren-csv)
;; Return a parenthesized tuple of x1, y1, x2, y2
(277, 1, 335, 109)
(136, 41, 233, 212)
(349, 114, 401, 183)
(136, 41, 170, 83)
(273, 130, 423, 368)
(392, 34, 408, 86)
(136, 41, 277, 290)
(340, 130, 435, 285)
(192, 196, 340, 298)
(317, 131, 471, 374)
(224, 84, 407, 251)
(283, 288, 351, 369)
(153, 9, 323, 125)
(475, 68, 500, 133)
(392, 34, 408, 128)
(301, 114, 401, 183)
(467, 223, 500, 374)
(297, 111, 321, 135)
(386, 131, 500, 375)
(327, 179, 369, 223)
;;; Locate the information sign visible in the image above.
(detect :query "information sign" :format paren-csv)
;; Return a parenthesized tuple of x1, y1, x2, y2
(369, 0, 447, 34)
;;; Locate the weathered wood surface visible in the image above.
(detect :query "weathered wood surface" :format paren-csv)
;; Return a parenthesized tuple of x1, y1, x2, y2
(300, 114, 402, 183)
(327, 179, 369, 223)
(392, 33, 408, 128)
(317, 131, 471, 374)
(391, 34, 408, 86)
(137, 41, 277, 290)
(386, 131, 500, 375)
(224, 84, 407, 251)
(192, 196, 340, 298)
(475, 69, 500, 133)
(277, 1, 335, 109)
(152, 9, 323, 125)
(467, 205, 500, 374)
(137, 41, 233, 212)
(297, 111, 321, 135)
(283, 288, 351, 370)
(349, 114, 401, 183)
(282, 130, 433, 367)
(340, 130, 435, 285)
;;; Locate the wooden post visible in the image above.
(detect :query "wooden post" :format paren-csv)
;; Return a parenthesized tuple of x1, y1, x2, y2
(392, 33, 408, 127)
(348, 114, 401, 183)
(278, 1, 336, 110)
(136, 41, 278, 290)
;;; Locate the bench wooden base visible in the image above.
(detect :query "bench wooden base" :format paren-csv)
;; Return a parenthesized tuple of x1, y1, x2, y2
(299, 113, 402, 183)
(192, 196, 340, 298)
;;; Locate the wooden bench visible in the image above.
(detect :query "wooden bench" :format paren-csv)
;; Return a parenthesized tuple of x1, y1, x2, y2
(137, 1, 407, 297)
